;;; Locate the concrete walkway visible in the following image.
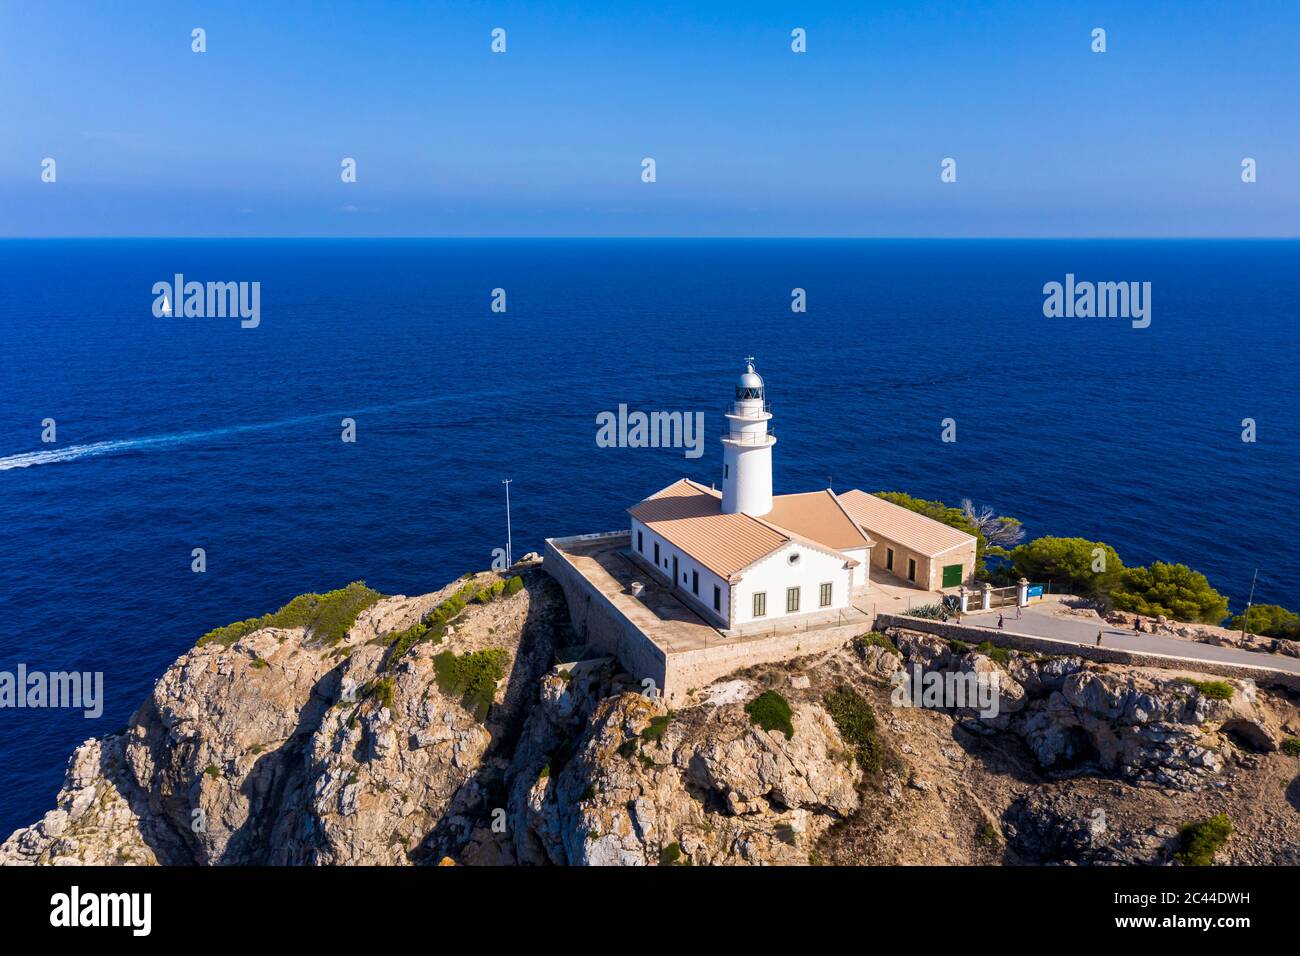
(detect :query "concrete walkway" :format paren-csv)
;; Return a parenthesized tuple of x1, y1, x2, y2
(961, 604, 1300, 676)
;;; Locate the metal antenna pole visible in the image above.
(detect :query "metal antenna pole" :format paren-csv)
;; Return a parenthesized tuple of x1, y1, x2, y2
(502, 479, 513, 568)
(1240, 567, 1258, 642)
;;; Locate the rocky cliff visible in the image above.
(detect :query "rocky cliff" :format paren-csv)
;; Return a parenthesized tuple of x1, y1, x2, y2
(5, 572, 1300, 866)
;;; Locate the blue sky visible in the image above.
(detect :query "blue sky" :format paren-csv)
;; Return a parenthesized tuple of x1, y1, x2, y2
(2, 0, 1297, 237)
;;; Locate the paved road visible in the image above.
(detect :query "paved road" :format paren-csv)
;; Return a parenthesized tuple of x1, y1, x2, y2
(962, 605, 1300, 676)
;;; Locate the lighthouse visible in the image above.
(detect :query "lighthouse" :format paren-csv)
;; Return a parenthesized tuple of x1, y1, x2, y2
(720, 357, 775, 516)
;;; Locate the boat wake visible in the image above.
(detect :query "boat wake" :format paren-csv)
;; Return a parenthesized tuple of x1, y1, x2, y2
(0, 399, 443, 472)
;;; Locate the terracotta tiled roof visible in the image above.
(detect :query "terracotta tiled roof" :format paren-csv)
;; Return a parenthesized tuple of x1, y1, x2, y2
(763, 490, 874, 551)
(627, 479, 788, 579)
(837, 489, 976, 557)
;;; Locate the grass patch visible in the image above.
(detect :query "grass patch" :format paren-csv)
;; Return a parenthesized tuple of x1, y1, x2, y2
(1187, 679, 1235, 701)
(1281, 737, 1300, 758)
(203, 765, 219, 779)
(384, 574, 522, 670)
(947, 638, 973, 654)
(855, 631, 896, 652)
(641, 714, 672, 744)
(432, 648, 509, 722)
(1176, 813, 1232, 866)
(745, 690, 795, 740)
(659, 842, 689, 866)
(197, 581, 382, 648)
(823, 686, 887, 773)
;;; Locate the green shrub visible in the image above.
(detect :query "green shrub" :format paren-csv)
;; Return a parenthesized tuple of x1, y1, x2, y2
(975, 641, 1011, 666)
(823, 687, 886, 773)
(1110, 562, 1230, 625)
(432, 648, 509, 721)
(1010, 537, 1124, 599)
(197, 581, 382, 648)
(1187, 679, 1234, 701)
(1228, 604, 1300, 639)
(1176, 813, 1232, 866)
(203, 764, 219, 778)
(1280, 737, 1300, 758)
(505, 575, 525, 595)
(905, 603, 947, 620)
(745, 691, 795, 740)
(371, 676, 395, 710)
(977, 818, 999, 847)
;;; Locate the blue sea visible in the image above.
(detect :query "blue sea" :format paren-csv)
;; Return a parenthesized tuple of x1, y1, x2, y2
(1, 239, 1297, 836)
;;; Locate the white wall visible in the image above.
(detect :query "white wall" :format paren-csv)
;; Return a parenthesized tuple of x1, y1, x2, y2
(843, 546, 870, 589)
(731, 541, 852, 627)
(629, 517, 730, 625)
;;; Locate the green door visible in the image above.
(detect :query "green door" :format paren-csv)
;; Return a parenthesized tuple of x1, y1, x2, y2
(942, 563, 963, 588)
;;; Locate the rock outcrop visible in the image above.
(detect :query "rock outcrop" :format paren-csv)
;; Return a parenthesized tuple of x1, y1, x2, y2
(887, 628, 1281, 791)
(5, 594, 1299, 867)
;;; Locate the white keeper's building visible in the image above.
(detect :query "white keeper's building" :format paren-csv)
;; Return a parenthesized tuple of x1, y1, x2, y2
(627, 359, 977, 631)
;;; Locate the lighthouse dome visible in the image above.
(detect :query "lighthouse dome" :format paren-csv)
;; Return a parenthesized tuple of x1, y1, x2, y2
(736, 360, 764, 400)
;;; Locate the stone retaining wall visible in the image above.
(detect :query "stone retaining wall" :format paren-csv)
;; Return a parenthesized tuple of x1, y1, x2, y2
(544, 535, 862, 704)
(875, 613, 1300, 692)
(543, 536, 668, 694)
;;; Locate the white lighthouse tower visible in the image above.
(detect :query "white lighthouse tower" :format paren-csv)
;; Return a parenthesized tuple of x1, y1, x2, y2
(721, 357, 775, 516)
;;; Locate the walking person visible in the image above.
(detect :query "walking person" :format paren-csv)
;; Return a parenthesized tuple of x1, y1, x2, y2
(1015, 605, 1022, 620)
(1134, 615, 1143, 634)
(997, 613, 1004, 629)
(1096, 630, 1103, 646)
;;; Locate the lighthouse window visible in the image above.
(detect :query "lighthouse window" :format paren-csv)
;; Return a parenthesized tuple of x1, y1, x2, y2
(819, 582, 833, 607)
(653, 542, 660, 565)
(735, 386, 763, 400)
(753, 592, 766, 617)
(724, 464, 729, 479)
(691, 570, 699, 595)
(713, 585, 721, 612)
(786, 587, 801, 613)
(637, 530, 643, 553)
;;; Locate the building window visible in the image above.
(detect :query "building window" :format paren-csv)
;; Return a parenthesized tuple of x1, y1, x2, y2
(691, 570, 699, 595)
(886, 548, 894, 571)
(786, 587, 800, 613)
(653, 542, 659, 565)
(908, 558, 917, 582)
(819, 582, 832, 607)
(753, 592, 766, 617)
(637, 530, 643, 552)
(724, 464, 729, 479)
(713, 585, 721, 612)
